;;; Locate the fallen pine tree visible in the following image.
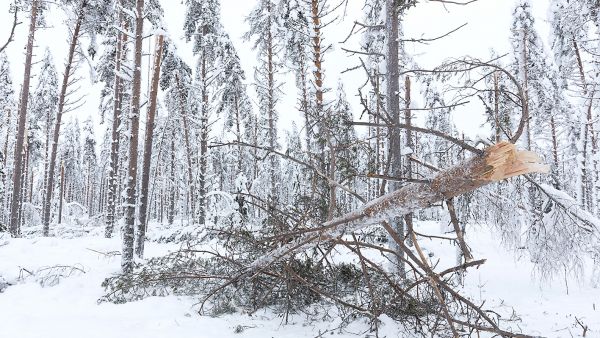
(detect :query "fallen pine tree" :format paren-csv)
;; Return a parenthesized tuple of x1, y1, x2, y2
(244, 141, 548, 272)
(102, 141, 548, 338)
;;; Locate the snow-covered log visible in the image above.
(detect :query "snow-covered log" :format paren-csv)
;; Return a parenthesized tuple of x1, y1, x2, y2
(249, 141, 549, 271)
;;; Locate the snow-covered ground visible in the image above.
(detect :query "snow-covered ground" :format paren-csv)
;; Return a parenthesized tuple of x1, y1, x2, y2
(0, 222, 598, 338)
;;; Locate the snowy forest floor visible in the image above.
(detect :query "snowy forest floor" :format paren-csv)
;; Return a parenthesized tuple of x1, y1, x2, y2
(0, 221, 598, 338)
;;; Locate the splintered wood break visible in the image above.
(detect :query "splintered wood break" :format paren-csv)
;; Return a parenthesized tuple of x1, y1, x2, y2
(481, 141, 549, 181)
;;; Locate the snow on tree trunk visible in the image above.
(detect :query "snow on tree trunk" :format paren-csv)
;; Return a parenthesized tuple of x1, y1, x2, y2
(106, 5, 127, 239)
(122, 0, 145, 273)
(41, 2, 86, 237)
(9, 0, 39, 237)
(136, 34, 164, 258)
(248, 141, 548, 272)
(385, 0, 405, 278)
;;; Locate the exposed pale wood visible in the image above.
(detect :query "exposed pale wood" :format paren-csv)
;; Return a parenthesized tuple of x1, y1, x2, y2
(246, 141, 548, 272)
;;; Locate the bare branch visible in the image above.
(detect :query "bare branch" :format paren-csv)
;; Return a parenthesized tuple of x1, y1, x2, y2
(0, 3, 20, 54)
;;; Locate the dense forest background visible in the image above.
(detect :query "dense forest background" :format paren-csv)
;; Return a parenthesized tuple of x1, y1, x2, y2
(1, 0, 599, 337)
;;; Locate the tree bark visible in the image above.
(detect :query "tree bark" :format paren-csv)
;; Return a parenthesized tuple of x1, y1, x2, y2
(403, 76, 415, 246)
(41, 1, 86, 237)
(521, 30, 531, 151)
(105, 3, 127, 238)
(493, 71, 501, 142)
(122, 0, 144, 274)
(136, 35, 164, 258)
(58, 162, 65, 224)
(168, 128, 176, 225)
(385, 0, 405, 277)
(198, 26, 209, 226)
(447, 198, 472, 262)
(3, 108, 11, 165)
(266, 1, 279, 227)
(311, 0, 324, 111)
(248, 141, 548, 272)
(174, 75, 195, 224)
(311, 0, 331, 222)
(9, 0, 39, 237)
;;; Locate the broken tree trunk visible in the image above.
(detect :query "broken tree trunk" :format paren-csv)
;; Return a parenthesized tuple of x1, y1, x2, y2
(246, 141, 548, 272)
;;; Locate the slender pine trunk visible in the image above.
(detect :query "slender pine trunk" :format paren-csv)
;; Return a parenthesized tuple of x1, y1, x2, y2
(122, 0, 144, 273)
(106, 6, 127, 238)
(136, 35, 164, 258)
(41, 2, 86, 236)
(385, 0, 405, 279)
(9, 0, 39, 237)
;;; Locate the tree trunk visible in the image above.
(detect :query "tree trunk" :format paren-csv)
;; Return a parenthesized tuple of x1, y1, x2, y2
(122, 0, 144, 273)
(41, 2, 86, 237)
(175, 75, 195, 224)
(299, 50, 311, 153)
(403, 76, 415, 246)
(24, 143, 30, 204)
(385, 0, 405, 278)
(9, 0, 39, 237)
(2, 107, 11, 159)
(311, 0, 330, 222)
(521, 30, 531, 151)
(447, 198, 472, 262)
(168, 129, 176, 226)
(311, 0, 324, 111)
(175, 74, 196, 222)
(266, 1, 279, 227)
(58, 162, 65, 224)
(249, 141, 548, 272)
(136, 34, 164, 258)
(18, 146, 28, 229)
(550, 116, 560, 189)
(198, 26, 209, 226)
(98, 176, 105, 216)
(327, 147, 337, 221)
(493, 71, 500, 142)
(105, 4, 127, 238)
(28, 163, 33, 203)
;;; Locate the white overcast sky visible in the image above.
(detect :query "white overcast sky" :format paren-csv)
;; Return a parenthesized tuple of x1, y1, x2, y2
(0, 0, 551, 142)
